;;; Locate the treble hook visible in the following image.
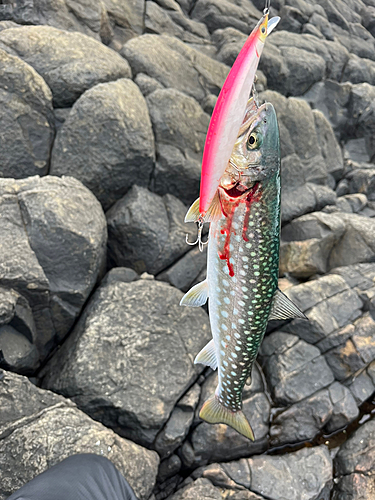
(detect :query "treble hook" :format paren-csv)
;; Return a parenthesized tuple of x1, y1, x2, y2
(252, 81, 259, 108)
(186, 218, 209, 252)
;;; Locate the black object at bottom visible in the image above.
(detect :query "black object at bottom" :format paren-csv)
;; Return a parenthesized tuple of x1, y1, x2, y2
(7, 454, 138, 500)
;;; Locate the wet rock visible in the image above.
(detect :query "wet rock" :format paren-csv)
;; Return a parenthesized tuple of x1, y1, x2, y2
(147, 88, 209, 205)
(50, 79, 154, 211)
(260, 332, 335, 405)
(157, 246, 208, 292)
(107, 186, 195, 275)
(191, 0, 261, 33)
(121, 34, 228, 105)
(0, 370, 159, 500)
(335, 419, 375, 476)
(0, 176, 106, 362)
(0, 325, 39, 374)
(0, 0, 112, 43)
(0, 25, 131, 107)
(0, 49, 54, 179)
(248, 446, 332, 500)
(42, 279, 211, 447)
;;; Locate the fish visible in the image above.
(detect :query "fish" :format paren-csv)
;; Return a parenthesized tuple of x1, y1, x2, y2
(180, 99, 306, 440)
(199, 12, 280, 216)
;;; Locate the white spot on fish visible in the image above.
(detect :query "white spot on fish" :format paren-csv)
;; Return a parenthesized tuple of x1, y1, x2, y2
(221, 310, 228, 318)
(224, 297, 230, 304)
(222, 279, 229, 287)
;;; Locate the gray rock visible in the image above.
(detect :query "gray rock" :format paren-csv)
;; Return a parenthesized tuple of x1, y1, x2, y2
(248, 446, 333, 500)
(121, 34, 228, 105)
(0, 325, 39, 374)
(347, 169, 375, 201)
(0, 0, 112, 43)
(191, 0, 262, 33)
(335, 419, 375, 475)
(50, 79, 154, 211)
(336, 194, 368, 213)
(0, 49, 54, 179)
(313, 109, 344, 181)
(157, 246, 207, 292)
(0, 287, 36, 341)
(346, 367, 375, 405)
(155, 406, 194, 459)
(0, 370, 159, 500)
(102, 0, 145, 45)
(0, 176, 107, 361)
(42, 279, 211, 447)
(347, 83, 375, 162)
(158, 454, 182, 484)
(101, 267, 139, 287)
(192, 458, 251, 489)
(167, 478, 222, 500)
(0, 25, 131, 107)
(107, 186, 196, 275)
(326, 381, 360, 432)
(135, 72, 164, 96)
(260, 332, 335, 405)
(332, 472, 375, 500)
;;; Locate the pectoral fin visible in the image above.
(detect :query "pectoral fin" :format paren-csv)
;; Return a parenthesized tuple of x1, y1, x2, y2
(199, 395, 254, 441)
(194, 339, 217, 370)
(180, 280, 208, 307)
(269, 289, 307, 321)
(184, 192, 222, 223)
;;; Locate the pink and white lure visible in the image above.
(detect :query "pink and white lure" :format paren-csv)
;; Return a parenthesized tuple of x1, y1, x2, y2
(199, 13, 280, 216)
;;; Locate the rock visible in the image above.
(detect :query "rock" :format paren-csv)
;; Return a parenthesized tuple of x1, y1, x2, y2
(313, 109, 344, 181)
(157, 246, 208, 292)
(346, 363, 375, 405)
(335, 419, 375, 476)
(167, 478, 221, 500)
(191, 0, 262, 33)
(0, 176, 106, 362)
(155, 406, 194, 459)
(0, 370, 159, 500)
(101, 268, 139, 287)
(0, 325, 39, 374)
(332, 472, 375, 500)
(0, 26, 131, 107)
(121, 34, 228, 105)
(192, 458, 251, 489)
(0, 0, 112, 43)
(50, 79, 154, 211)
(347, 83, 375, 162)
(260, 332, 335, 405)
(347, 169, 375, 201)
(146, 88, 209, 205)
(0, 49, 54, 179)
(135, 72, 164, 96)
(42, 279, 211, 447)
(335, 193, 367, 213)
(326, 381, 360, 432)
(0, 287, 36, 341)
(107, 186, 196, 275)
(248, 446, 333, 500)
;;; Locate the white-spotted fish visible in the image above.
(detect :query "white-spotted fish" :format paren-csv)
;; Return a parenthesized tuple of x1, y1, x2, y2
(181, 99, 306, 440)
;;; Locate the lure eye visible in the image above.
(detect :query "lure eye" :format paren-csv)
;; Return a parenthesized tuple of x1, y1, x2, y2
(261, 26, 266, 34)
(247, 132, 262, 150)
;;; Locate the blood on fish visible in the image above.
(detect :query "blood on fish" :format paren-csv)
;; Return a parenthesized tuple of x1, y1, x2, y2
(218, 183, 260, 276)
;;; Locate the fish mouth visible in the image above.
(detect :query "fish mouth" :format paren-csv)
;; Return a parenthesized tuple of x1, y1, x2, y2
(221, 182, 254, 199)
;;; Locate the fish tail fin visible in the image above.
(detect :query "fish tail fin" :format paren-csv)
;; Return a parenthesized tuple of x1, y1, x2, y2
(199, 395, 254, 441)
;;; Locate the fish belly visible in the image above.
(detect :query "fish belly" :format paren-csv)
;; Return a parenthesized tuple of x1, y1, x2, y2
(207, 188, 279, 412)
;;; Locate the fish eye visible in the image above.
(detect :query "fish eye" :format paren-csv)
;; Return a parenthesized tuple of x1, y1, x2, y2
(247, 132, 262, 150)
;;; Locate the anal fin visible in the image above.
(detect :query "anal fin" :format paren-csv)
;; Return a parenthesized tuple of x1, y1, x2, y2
(194, 339, 217, 370)
(180, 280, 208, 307)
(199, 395, 254, 441)
(269, 288, 307, 321)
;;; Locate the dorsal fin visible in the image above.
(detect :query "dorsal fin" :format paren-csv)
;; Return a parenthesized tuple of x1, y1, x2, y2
(269, 289, 307, 321)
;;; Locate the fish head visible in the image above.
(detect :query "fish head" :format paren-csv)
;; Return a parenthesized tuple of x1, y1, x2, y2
(219, 100, 280, 196)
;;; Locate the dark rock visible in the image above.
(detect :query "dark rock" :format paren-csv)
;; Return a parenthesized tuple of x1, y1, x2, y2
(342, 54, 375, 86)
(101, 267, 139, 286)
(191, 0, 262, 33)
(107, 186, 196, 275)
(347, 83, 375, 161)
(346, 366, 375, 405)
(167, 478, 222, 500)
(0, 325, 39, 374)
(53, 108, 71, 131)
(248, 446, 332, 500)
(0, 0, 112, 43)
(347, 169, 375, 201)
(326, 381, 360, 432)
(158, 454, 182, 483)
(50, 79, 154, 211)
(135, 72, 164, 96)
(278, 6, 307, 33)
(157, 246, 208, 292)
(332, 472, 375, 500)
(0, 176, 107, 362)
(313, 109, 344, 181)
(335, 419, 375, 475)
(0, 370, 159, 500)
(309, 12, 335, 40)
(0, 49, 54, 179)
(0, 287, 36, 341)
(102, 0, 145, 44)
(42, 279, 211, 447)
(0, 25, 131, 107)
(155, 407, 195, 459)
(121, 34, 228, 105)
(336, 194, 368, 213)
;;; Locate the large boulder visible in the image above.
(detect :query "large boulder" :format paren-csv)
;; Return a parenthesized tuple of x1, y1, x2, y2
(0, 25, 131, 107)
(147, 88, 209, 205)
(0, 370, 159, 500)
(50, 79, 154, 211)
(121, 34, 228, 105)
(0, 176, 107, 363)
(42, 278, 211, 447)
(107, 186, 196, 275)
(0, 49, 54, 179)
